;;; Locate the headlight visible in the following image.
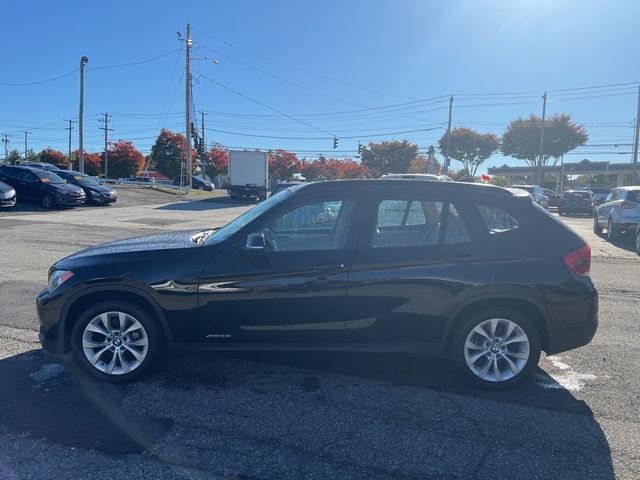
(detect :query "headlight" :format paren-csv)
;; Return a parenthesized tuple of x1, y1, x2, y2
(48, 270, 74, 292)
(1, 189, 14, 199)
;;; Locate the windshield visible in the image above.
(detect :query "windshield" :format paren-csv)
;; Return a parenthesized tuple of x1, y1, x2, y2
(34, 170, 66, 184)
(206, 186, 299, 244)
(74, 175, 100, 186)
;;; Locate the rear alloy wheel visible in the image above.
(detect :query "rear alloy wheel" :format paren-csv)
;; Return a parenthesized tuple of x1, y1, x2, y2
(455, 309, 541, 389)
(607, 218, 618, 241)
(42, 193, 55, 209)
(72, 301, 160, 382)
(593, 216, 603, 236)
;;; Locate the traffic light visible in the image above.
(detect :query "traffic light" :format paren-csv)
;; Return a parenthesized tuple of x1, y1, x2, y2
(333, 136, 338, 149)
(357, 142, 363, 155)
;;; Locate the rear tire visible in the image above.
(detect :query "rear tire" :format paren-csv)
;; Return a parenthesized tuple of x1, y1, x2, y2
(71, 301, 161, 383)
(453, 308, 541, 390)
(593, 216, 603, 236)
(607, 217, 618, 241)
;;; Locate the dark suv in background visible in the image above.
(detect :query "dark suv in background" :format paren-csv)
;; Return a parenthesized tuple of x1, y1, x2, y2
(0, 165, 85, 209)
(37, 180, 597, 389)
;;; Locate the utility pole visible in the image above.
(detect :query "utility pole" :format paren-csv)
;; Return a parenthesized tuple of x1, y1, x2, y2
(23, 131, 28, 161)
(443, 95, 453, 175)
(537, 92, 547, 186)
(631, 86, 640, 184)
(200, 111, 207, 151)
(64, 119, 76, 170)
(79, 56, 88, 173)
(1, 134, 8, 163)
(98, 113, 114, 178)
(185, 23, 193, 189)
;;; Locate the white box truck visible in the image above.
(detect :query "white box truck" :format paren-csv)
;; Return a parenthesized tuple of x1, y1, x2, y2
(227, 150, 269, 201)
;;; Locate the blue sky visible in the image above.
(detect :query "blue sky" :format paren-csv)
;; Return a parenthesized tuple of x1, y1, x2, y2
(1, 0, 639, 174)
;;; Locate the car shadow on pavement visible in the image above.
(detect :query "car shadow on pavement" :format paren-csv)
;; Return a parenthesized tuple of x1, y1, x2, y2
(593, 233, 637, 253)
(154, 196, 256, 212)
(0, 348, 615, 479)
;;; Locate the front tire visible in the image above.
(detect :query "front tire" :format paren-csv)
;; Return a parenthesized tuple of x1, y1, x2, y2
(71, 301, 160, 383)
(454, 308, 541, 390)
(42, 193, 55, 209)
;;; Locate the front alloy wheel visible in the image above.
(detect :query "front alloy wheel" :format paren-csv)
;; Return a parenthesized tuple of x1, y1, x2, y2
(82, 312, 149, 375)
(72, 302, 159, 382)
(456, 309, 540, 389)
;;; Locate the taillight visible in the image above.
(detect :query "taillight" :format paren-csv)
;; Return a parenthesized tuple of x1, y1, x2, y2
(620, 201, 638, 209)
(563, 244, 591, 277)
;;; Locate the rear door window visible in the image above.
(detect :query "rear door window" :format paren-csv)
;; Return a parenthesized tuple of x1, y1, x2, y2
(371, 198, 471, 248)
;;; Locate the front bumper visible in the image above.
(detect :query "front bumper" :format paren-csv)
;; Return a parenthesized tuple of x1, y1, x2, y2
(36, 287, 70, 354)
(89, 193, 117, 204)
(55, 195, 86, 207)
(0, 195, 16, 207)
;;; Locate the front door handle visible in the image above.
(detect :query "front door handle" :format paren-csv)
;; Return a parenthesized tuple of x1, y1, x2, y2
(313, 262, 345, 272)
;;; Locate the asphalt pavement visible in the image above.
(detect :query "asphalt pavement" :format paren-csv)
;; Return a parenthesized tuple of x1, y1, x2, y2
(0, 189, 638, 479)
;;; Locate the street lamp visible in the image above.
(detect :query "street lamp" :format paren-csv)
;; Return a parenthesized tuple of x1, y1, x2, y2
(79, 56, 88, 173)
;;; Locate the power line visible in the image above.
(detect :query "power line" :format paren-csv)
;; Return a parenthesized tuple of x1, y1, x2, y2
(0, 68, 79, 86)
(194, 70, 336, 137)
(194, 41, 364, 108)
(87, 49, 180, 71)
(192, 26, 418, 100)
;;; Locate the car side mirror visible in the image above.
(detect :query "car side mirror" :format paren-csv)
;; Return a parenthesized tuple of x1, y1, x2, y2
(244, 232, 265, 251)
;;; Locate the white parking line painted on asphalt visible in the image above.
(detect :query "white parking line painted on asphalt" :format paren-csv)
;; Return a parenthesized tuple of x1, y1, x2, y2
(547, 355, 571, 370)
(536, 356, 597, 391)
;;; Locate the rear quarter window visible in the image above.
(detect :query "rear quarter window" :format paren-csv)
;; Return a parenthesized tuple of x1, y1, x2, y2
(478, 205, 519, 234)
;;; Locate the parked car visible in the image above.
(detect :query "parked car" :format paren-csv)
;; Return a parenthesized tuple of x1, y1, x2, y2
(380, 173, 453, 182)
(57, 170, 117, 205)
(19, 161, 61, 172)
(0, 180, 16, 208)
(558, 190, 595, 216)
(270, 181, 305, 197)
(0, 165, 85, 209)
(594, 186, 640, 241)
(512, 185, 549, 208)
(589, 187, 612, 206)
(542, 188, 562, 209)
(37, 180, 597, 389)
(172, 175, 214, 191)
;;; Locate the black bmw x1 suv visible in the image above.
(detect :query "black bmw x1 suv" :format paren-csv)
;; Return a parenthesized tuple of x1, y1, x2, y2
(37, 180, 597, 389)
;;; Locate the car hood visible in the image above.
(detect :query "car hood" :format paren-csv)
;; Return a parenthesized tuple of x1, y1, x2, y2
(53, 183, 84, 194)
(55, 229, 214, 267)
(0, 181, 14, 194)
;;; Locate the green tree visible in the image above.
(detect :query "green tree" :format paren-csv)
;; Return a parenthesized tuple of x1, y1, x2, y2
(7, 149, 21, 165)
(148, 129, 188, 179)
(104, 141, 144, 178)
(501, 114, 588, 184)
(438, 127, 499, 177)
(360, 140, 418, 177)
